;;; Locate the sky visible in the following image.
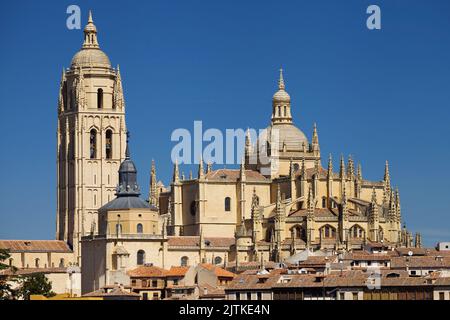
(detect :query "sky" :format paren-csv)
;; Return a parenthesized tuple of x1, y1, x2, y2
(0, 0, 449, 246)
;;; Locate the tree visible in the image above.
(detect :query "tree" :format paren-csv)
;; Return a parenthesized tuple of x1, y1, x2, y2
(0, 249, 17, 300)
(17, 273, 55, 300)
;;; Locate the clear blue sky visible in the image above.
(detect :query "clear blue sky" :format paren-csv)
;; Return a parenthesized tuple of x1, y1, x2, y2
(0, 1, 449, 246)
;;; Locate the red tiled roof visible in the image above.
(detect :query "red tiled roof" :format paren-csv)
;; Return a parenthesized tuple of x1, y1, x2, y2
(0, 240, 72, 253)
(167, 266, 189, 277)
(199, 263, 235, 278)
(127, 265, 168, 278)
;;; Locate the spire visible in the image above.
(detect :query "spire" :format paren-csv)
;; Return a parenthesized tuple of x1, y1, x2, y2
(116, 132, 140, 197)
(327, 154, 333, 178)
(198, 154, 204, 179)
(395, 187, 401, 222)
(311, 123, 320, 155)
(149, 159, 157, 206)
(339, 154, 346, 180)
(384, 160, 391, 193)
(240, 157, 246, 181)
(278, 68, 285, 90)
(347, 155, 354, 179)
(357, 162, 362, 181)
(125, 131, 130, 159)
(82, 10, 99, 49)
(172, 159, 179, 183)
(245, 128, 254, 165)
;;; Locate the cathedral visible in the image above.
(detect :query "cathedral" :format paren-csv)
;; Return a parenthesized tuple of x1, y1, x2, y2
(52, 13, 420, 291)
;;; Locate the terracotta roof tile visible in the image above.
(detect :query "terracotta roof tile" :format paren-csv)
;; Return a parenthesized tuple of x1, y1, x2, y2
(167, 266, 189, 277)
(199, 263, 235, 278)
(127, 265, 168, 278)
(0, 240, 72, 253)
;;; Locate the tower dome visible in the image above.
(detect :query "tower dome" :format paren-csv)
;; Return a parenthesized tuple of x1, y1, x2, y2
(272, 69, 291, 103)
(70, 11, 111, 69)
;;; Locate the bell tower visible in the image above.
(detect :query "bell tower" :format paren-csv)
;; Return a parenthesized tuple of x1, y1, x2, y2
(56, 11, 127, 264)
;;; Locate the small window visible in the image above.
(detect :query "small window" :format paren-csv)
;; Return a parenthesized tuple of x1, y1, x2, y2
(105, 130, 113, 159)
(257, 292, 262, 300)
(181, 256, 189, 267)
(247, 292, 252, 300)
(322, 197, 327, 208)
(214, 256, 223, 265)
(35, 258, 40, 268)
(90, 129, 97, 159)
(353, 292, 358, 300)
(97, 88, 103, 109)
(59, 258, 65, 268)
(137, 250, 145, 265)
(152, 280, 157, 287)
(224, 197, 231, 212)
(439, 292, 445, 300)
(137, 223, 143, 234)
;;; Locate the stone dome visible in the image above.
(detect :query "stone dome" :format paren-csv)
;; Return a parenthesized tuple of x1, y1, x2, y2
(71, 48, 111, 68)
(273, 89, 291, 103)
(260, 123, 309, 152)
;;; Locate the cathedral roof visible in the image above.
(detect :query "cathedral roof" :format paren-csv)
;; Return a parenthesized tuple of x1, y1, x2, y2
(204, 169, 268, 182)
(258, 123, 309, 152)
(70, 11, 111, 69)
(167, 236, 234, 248)
(99, 196, 153, 211)
(0, 240, 72, 253)
(71, 49, 111, 68)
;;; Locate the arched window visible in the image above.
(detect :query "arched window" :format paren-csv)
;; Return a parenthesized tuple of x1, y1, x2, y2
(105, 130, 113, 159)
(137, 223, 143, 234)
(116, 223, 122, 235)
(97, 88, 103, 109)
(224, 197, 231, 212)
(181, 256, 189, 267)
(59, 258, 65, 268)
(284, 106, 287, 116)
(90, 129, 97, 159)
(321, 225, 336, 239)
(278, 106, 281, 116)
(322, 197, 327, 208)
(350, 225, 364, 238)
(137, 250, 145, 265)
(35, 258, 40, 268)
(379, 227, 384, 241)
(214, 256, 223, 265)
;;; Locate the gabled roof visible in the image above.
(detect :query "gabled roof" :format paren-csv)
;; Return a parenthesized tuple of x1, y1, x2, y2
(127, 265, 168, 278)
(167, 266, 190, 277)
(199, 263, 235, 278)
(0, 240, 72, 253)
